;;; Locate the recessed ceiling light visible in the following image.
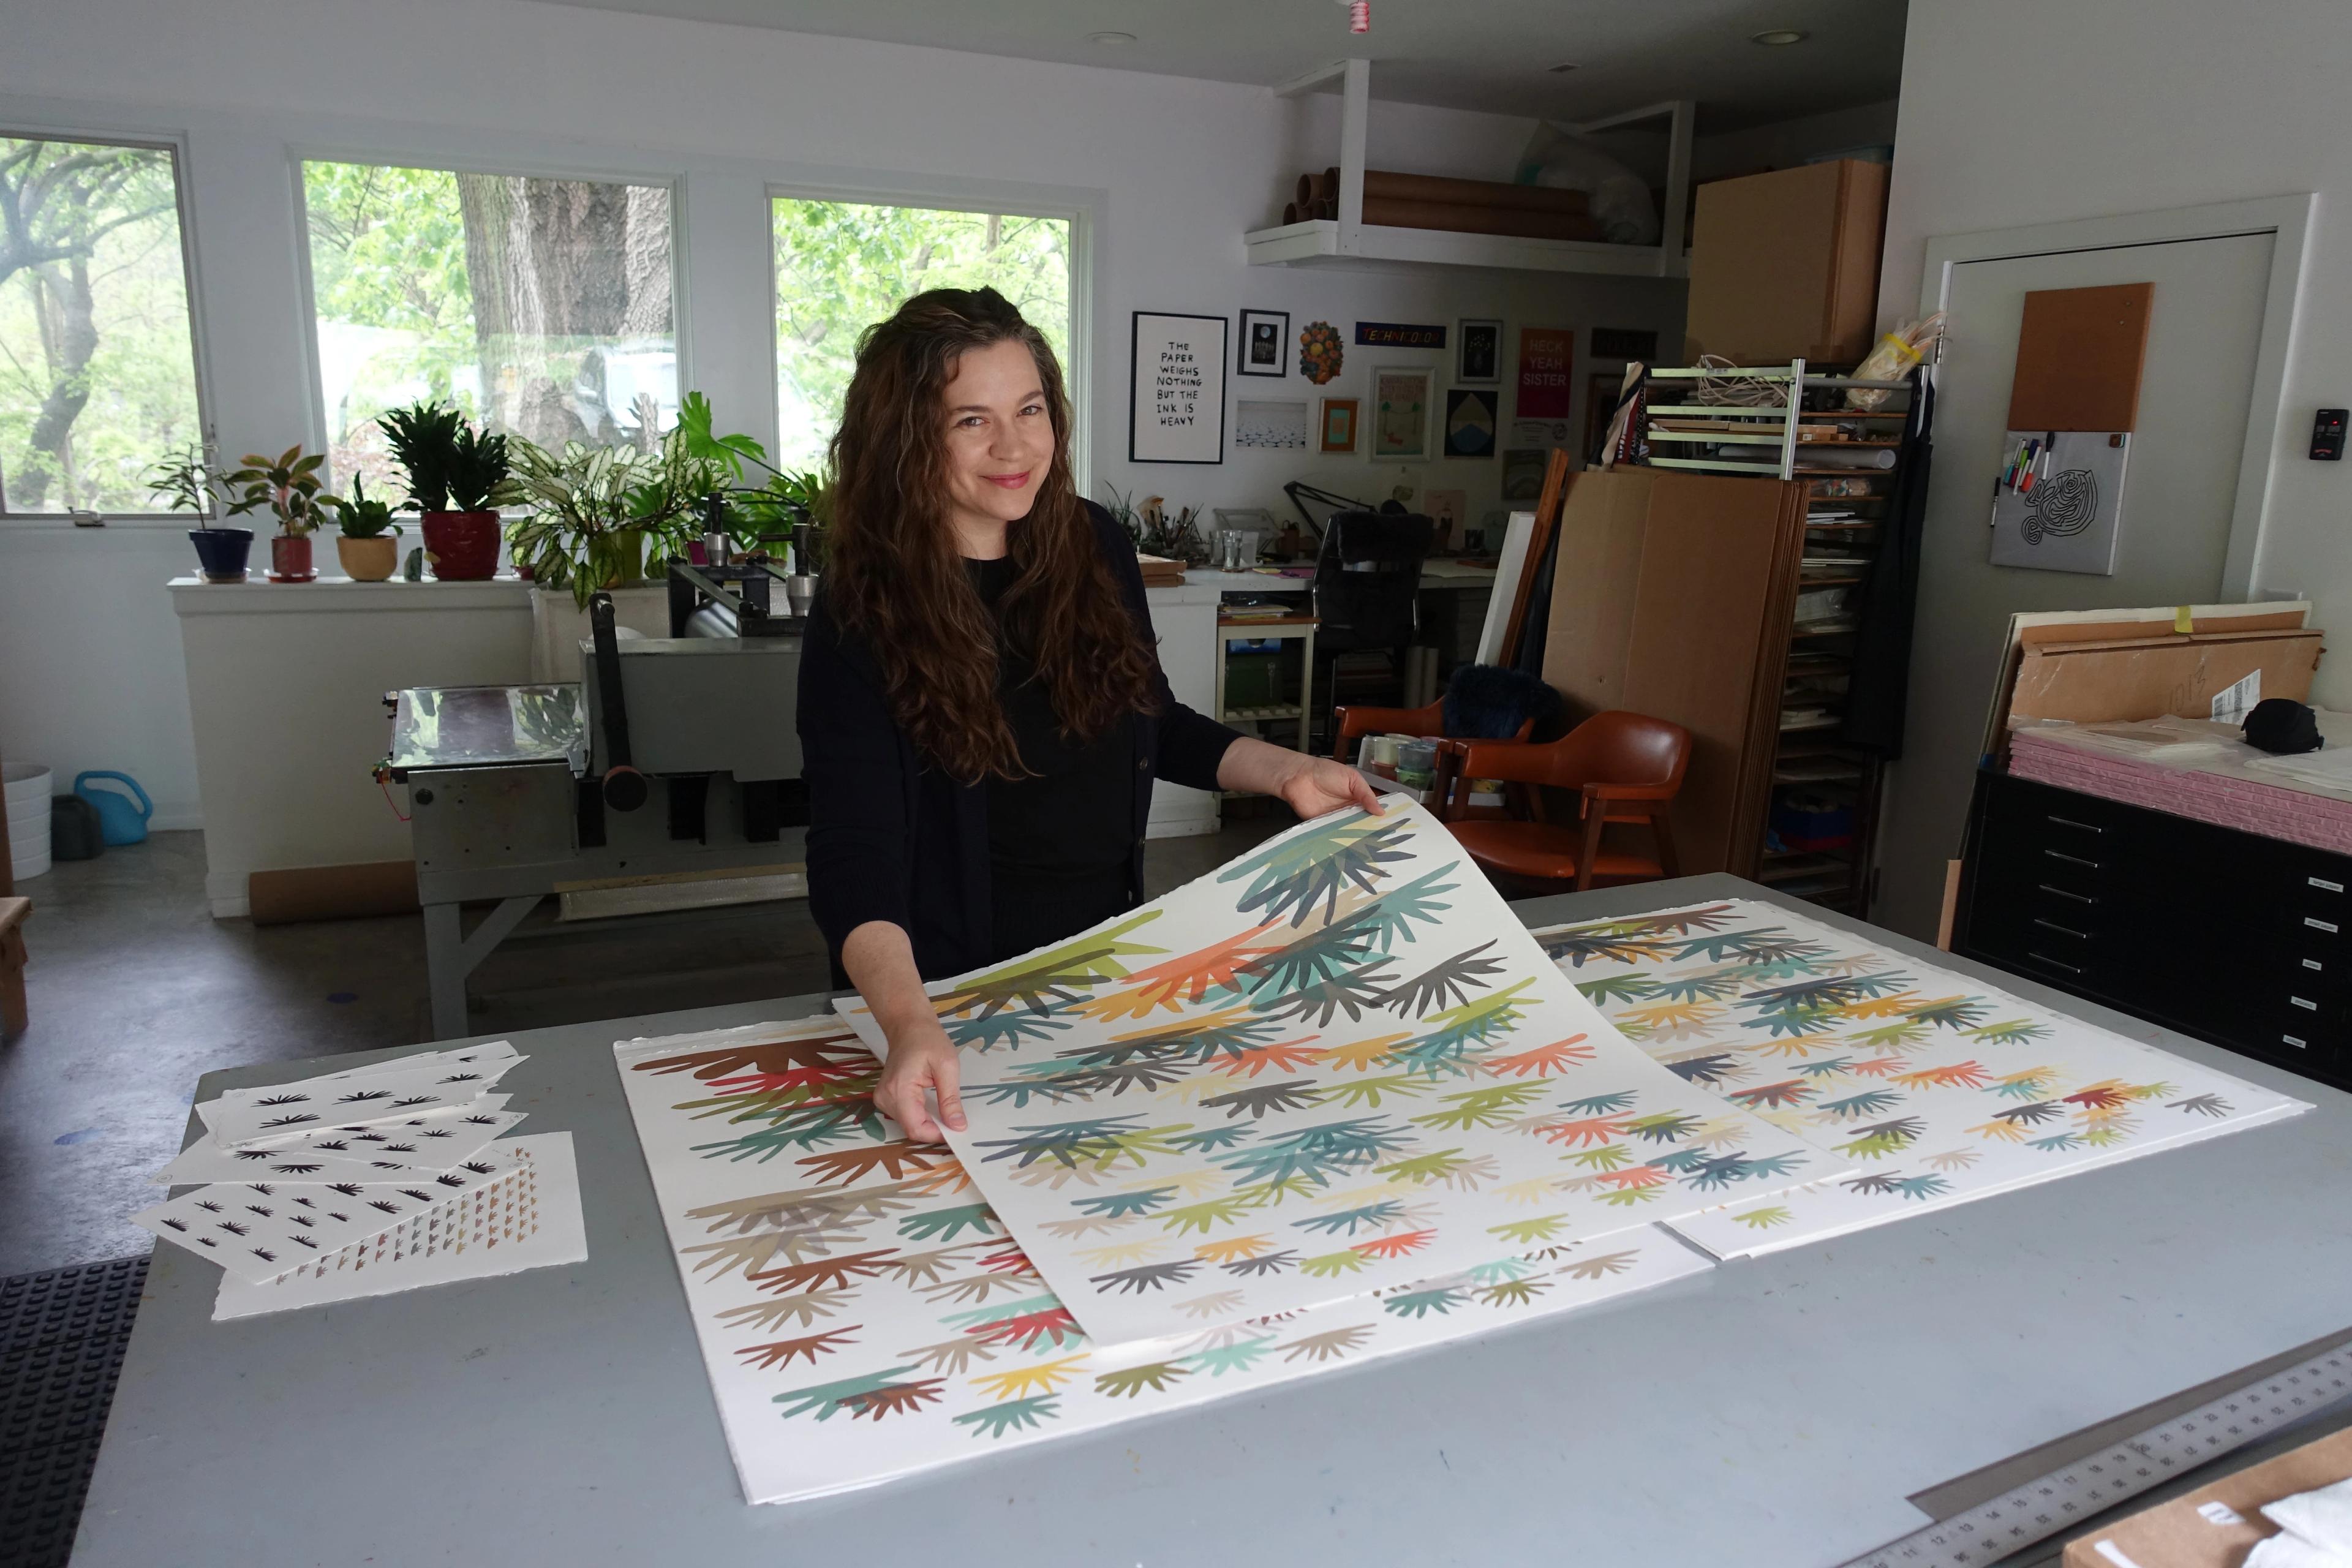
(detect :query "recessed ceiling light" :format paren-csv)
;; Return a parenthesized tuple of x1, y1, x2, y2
(1545, 61, 1580, 74)
(1087, 30, 1136, 45)
(1751, 29, 1809, 45)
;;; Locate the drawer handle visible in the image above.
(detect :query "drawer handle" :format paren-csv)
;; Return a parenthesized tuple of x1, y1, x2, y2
(2038, 884, 2097, 906)
(2027, 950, 2085, 975)
(2292, 995, 2320, 1011)
(2312, 876, 2346, 893)
(2047, 815, 2106, 835)
(2032, 917, 2089, 940)
(2041, 848, 2099, 869)
(2283, 1034, 2309, 1049)
(2306, 916, 2340, 933)
(2305, 957, 2326, 972)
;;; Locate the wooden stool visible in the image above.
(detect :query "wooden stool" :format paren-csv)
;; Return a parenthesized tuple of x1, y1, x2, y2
(0, 896, 27, 1038)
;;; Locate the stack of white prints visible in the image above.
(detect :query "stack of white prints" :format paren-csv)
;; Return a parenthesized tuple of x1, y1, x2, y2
(135, 1044, 586, 1306)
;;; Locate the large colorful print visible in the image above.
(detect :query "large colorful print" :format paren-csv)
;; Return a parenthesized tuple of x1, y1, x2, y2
(614, 1017, 1712, 1506)
(834, 804, 1833, 1343)
(1529, 900, 2309, 1257)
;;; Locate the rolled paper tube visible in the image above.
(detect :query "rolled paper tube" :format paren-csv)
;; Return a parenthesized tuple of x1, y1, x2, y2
(1317, 166, 1339, 203)
(1314, 198, 1337, 221)
(1283, 201, 1300, 225)
(1363, 168, 1593, 216)
(1296, 173, 1316, 207)
(1359, 196, 1603, 242)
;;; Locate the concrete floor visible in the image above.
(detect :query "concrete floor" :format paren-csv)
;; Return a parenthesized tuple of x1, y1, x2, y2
(0, 816, 1290, 1276)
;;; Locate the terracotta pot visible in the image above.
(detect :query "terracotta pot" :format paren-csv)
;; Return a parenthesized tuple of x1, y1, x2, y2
(337, 534, 398, 581)
(419, 510, 502, 580)
(266, 533, 317, 582)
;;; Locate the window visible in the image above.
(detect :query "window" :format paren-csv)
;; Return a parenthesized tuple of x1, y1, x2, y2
(301, 160, 678, 494)
(0, 134, 203, 515)
(772, 196, 1073, 472)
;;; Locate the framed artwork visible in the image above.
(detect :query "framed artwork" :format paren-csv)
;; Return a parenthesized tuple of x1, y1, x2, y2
(1129, 311, 1227, 464)
(1443, 387, 1499, 459)
(1457, 318, 1502, 383)
(1317, 396, 1360, 454)
(1356, 320, 1447, 349)
(1234, 399, 1309, 449)
(1238, 309, 1289, 377)
(1515, 326, 1575, 420)
(1298, 320, 1344, 383)
(1372, 366, 1432, 459)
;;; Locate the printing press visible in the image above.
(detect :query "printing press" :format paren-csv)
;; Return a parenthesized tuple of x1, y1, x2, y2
(382, 560, 811, 1036)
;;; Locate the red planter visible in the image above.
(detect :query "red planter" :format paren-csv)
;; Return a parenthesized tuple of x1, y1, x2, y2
(266, 533, 317, 582)
(420, 510, 502, 580)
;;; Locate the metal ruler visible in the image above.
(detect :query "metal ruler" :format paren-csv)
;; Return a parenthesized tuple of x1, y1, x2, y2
(1841, 1336, 2352, 1568)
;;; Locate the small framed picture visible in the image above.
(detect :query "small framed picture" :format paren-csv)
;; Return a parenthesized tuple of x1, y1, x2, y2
(1371, 367, 1432, 459)
(1317, 396, 1360, 454)
(1238, 309, 1289, 377)
(1443, 388, 1499, 459)
(1457, 318, 1503, 384)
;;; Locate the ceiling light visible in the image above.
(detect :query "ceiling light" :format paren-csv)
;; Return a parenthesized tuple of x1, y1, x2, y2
(1751, 29, 1809, 45)
(1087, 29, 1135, 45)
(1546, 61, 1579, 74)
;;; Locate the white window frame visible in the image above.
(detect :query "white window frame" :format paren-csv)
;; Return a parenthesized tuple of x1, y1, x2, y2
(0, 121, 215, 526)
(766, 173, 1099, 495)
(288, 146, 693, 491)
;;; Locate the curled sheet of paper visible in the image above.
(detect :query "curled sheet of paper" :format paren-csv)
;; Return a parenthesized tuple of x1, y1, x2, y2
(133, 1142, 530, 1283)
(151, 1104, 526, 1186)
(197, 1044, 523, 1147)
(213, 1133, 584, 1320)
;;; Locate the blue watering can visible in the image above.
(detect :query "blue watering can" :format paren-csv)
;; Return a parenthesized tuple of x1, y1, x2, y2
(74, 771, 152, 846)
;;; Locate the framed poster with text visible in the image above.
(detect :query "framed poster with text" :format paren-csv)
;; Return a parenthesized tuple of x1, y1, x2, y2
(1515, 326, 1575, 420)
(1130, 312, 1227, 464)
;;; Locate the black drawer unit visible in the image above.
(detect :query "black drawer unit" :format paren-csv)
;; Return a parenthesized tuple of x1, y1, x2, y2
(1954, 766, 2350, 1090)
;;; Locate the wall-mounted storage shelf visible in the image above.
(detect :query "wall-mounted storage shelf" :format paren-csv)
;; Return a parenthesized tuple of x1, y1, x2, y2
(1245, 60, 1692, 280)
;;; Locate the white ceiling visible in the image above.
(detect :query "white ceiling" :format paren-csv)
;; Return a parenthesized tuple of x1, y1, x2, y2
(541, 0, 1909, 130)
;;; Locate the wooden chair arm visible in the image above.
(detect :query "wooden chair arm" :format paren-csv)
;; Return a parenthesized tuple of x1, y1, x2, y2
(1581, 781, 1677, 804)
(1446, 738, 1550, 785)
(1333, 701, 1444, 761)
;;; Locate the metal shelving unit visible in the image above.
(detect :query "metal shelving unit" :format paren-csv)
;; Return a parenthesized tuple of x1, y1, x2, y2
(1636, 360, 1921, 916)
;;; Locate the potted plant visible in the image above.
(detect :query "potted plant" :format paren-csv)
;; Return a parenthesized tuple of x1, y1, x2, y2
(146, 442, 252, 582)
(221, 445, 330, 582)
(505, 429, 704, 680)
(379, 402, 513, 580)
(673, 391, 828, 576)
(330, 473, 402, 581)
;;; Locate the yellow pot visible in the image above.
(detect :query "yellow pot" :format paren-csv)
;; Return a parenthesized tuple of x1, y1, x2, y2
(337, 533, 399, 581)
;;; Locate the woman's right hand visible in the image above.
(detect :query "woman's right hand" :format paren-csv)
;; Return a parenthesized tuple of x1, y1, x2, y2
(873, 1014, 967, 1143)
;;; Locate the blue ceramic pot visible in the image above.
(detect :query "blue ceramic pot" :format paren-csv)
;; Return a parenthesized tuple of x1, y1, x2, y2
(189, 526, 254, 581)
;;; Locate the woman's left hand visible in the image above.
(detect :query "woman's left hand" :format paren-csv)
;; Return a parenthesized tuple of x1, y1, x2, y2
(1219, 737, 1384, 819)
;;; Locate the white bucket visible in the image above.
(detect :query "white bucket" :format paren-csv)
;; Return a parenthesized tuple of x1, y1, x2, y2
(4, 763, 52, 881)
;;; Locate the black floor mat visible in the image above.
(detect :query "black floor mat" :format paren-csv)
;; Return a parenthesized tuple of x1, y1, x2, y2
(0, 1256, 147, 1568)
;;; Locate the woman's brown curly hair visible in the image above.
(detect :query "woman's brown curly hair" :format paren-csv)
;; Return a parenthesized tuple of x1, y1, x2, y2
(824, 287, 1157, 783)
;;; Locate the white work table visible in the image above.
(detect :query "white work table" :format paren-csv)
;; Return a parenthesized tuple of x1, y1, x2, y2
(70, 875, 2352, 1566)
(1183, 560, 1499, 594)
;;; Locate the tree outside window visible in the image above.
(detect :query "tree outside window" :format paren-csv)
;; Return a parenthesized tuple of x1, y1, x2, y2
(0, 135, 204, 514)
(772, 197, 1072, 473)
(302, 160, 677, 500)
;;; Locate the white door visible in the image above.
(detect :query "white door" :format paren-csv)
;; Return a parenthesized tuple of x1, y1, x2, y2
(1877, 230, 2277, 938)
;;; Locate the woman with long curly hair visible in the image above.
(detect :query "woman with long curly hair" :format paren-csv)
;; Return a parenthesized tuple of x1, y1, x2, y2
(800, 286, 1378, 1143)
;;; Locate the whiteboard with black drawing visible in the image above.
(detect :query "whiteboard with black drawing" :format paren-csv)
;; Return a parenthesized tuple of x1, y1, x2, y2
(1989, 429, 2131, 575)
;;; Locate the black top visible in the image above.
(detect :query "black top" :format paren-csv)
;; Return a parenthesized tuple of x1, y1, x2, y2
(799, 502, 1242, 983)
(968, 554, 1137, 962)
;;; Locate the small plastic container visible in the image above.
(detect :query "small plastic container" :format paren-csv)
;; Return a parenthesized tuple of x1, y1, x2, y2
(1395, 737, 1439, 791)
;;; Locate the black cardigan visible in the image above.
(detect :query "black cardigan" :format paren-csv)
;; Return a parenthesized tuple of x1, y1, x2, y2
(798, 502, 1242, 982)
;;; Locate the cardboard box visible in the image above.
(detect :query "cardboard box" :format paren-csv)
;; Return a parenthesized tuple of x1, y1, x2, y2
(2010, 627, 2323, 726)
(2062, 1425, 2352, 1567)
(1975, 602, 2318, 762)
(1684, 159, 1890, 366)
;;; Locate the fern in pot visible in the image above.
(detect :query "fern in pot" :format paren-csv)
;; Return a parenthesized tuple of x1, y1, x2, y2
(379, 402, 512, 580)
(504, 430, 704, 680)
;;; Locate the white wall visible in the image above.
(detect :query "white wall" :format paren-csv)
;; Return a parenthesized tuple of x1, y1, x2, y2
(0, 0, 1692, 831)
(1881, 0, 2352, 701)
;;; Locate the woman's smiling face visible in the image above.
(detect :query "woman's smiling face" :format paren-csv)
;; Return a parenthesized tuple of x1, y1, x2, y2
(940, 337, 1055, 548)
